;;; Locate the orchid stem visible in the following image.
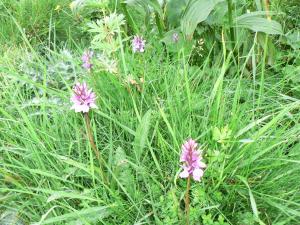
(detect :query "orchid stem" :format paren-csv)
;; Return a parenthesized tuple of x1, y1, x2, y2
(185, 176, 191, 225)
(264, 0, 271, 20)
(84, 112, 107, 184)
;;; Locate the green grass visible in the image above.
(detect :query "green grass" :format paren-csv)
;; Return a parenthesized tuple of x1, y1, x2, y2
(1, 1, 300, 224)
(0, 0, 84, 49)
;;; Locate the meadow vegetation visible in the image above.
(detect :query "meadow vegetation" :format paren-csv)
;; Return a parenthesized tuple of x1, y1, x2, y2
(0, 0, 300, 224)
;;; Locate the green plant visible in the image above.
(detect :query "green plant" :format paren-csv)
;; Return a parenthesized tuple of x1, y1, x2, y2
(0, 0, 84, 47)
(122, 0, 164, 35)
(1, 0, 300, 224)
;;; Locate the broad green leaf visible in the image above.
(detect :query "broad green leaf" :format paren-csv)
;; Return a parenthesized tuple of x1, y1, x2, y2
(113, 147, 135, 197)
(254, 0, 262, 11)
(237, 11, 279, 18)
(160, 28, 181, 44)
(257, 32, 277, 65)
(286, 30, 300, 49)
(166, 0, 189, 27)
(148, 0, 163, 15)
(236, 12, 283, 35)
(0, 210, 25, 225)
(34, 206, 111, 224)
(181, 0, 224, 37)
(205, 1, 227, 25)
(133, 110, 152, 162)
(125, 0, 147, 7)
(46, 190, 99, 203)
(125, 0, 162, 15)
(212, 127, 221, 141)
(160, 28, 194, 53)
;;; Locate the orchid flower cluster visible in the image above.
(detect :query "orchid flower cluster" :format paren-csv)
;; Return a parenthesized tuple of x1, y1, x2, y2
(70, 82, 97, 113)
(180, 139, 206, 181)
(132, 35, 146, 53)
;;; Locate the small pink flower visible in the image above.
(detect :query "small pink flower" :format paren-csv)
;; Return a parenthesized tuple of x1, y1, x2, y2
(82, 50, 93, 70)
(132, 35, 145, 53)
(179, 139, 206, 181)
(70, 82, 98, 113)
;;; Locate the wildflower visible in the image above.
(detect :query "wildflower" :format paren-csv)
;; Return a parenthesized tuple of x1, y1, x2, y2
(132, 35, 145, 53)
(179, 139, 206, 181)
(70, 82, 98, 113)
(172, 33, 179, 43)
(82, 50, 93, 70)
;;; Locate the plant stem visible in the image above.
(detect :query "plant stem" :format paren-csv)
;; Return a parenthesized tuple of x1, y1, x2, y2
(185, 176, 191, 225)
(84, 112, 107, 183)
(226, 0, 235, 50)
(263, 0, 271, 20)
(84, 113, 100, 159)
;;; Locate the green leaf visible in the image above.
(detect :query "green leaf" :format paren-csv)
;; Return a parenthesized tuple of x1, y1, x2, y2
(133, 110, 152, 162)
(34, 206, 111, 225)
(257, 32, 277, 65)
(46, 190, 99, 203)
(113, 147, 135, 197)
(236, 12, 283, 35)
(254, 0, 262, 11)
(160, 28, 194, 53)
(286, 30, 300, 49)
(205, 1, 227, 25)
(212, 127, 221, 141)
(0, 210, 25, 225)
(166, 0, 189, 27)
(148, 0, 163, 16)
(125, 0, 162, 15)
(181, 0, 224, 37)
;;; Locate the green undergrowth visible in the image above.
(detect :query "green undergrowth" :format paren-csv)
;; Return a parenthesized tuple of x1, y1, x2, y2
(1, 40, 300, 224)
(1, 0, 300, 224)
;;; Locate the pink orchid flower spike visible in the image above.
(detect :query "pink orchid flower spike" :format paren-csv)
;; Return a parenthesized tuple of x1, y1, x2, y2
(70, 82, 98, 113)
(132, 35, 146, 53)
(179, 139, 207, 181)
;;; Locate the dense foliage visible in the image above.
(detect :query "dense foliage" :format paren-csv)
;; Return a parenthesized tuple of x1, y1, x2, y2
(0, 0, 300, 224)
